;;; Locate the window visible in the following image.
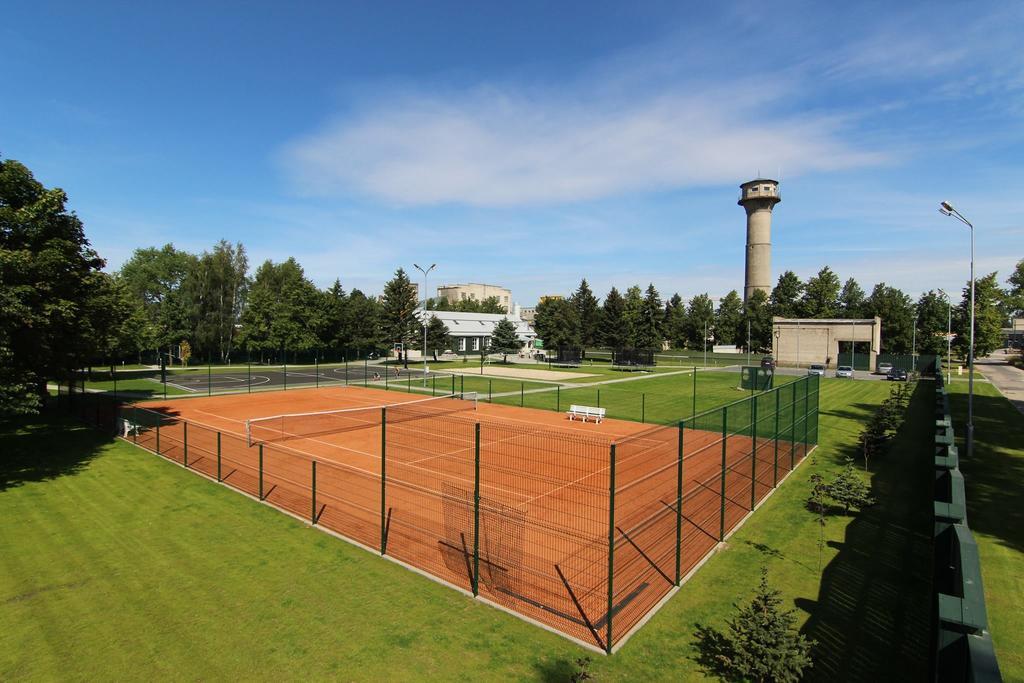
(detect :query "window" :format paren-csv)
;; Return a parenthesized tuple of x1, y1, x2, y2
(458, 337, 466, 351)
(461, 292, 467, 300)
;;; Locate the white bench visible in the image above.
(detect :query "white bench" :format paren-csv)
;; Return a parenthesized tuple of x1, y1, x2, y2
(120, 418, 141, 438)
(567, 405, 605, 423)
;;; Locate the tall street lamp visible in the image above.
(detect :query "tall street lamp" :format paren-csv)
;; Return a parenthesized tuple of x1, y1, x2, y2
(912, 313, 918, 372)
(413, 263, 436, 384)
(939, 201, 974, 458)
(938, 289, 952, 385)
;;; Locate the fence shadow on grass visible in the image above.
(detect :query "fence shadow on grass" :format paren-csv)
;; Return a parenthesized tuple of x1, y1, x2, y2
(0, 413, 109, 493)
(796, 381, 932, 682)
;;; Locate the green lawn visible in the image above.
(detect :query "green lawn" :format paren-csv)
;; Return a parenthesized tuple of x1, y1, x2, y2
(946, 380, 1024, 678)
(0, 378, 931, 680)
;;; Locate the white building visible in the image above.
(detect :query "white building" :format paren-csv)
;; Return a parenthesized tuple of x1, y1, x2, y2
(414, 308, 536, 354)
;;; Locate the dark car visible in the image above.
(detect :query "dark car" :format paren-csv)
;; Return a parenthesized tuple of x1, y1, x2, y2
(760, 355, 776, 370)
(887, 367, 908, 381)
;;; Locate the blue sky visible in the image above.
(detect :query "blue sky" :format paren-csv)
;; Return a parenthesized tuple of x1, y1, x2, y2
(4, 1, 1022, 305)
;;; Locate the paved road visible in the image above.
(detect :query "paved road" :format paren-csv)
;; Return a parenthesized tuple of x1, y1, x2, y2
(977, 352, 1024, 416)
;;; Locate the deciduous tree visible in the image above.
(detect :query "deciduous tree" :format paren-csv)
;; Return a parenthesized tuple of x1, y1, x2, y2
(714, 290, 743, 345)
(769, 271, 804, 319)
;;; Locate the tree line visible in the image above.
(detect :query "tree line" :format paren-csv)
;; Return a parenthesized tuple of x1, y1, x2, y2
(3, 155, 1022, 414)
(534, 265, 1018, 360)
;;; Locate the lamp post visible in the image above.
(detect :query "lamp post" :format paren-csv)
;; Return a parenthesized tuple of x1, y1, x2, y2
(413, 263, 436, 385)
(912, 313, 918, 372)
(938, 289, 952, 385)
(939, 201, 974, 458)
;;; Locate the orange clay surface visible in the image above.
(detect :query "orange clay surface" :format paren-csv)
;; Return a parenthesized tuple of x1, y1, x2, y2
(133, 385, 805, 649)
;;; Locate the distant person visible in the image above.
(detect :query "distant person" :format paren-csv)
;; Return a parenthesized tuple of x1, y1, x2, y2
(372, 372, 381, 381)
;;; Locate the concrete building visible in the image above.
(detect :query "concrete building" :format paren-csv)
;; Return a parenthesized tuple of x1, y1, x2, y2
(519, 306, 537, 323)
(436, 283, 512, 312)
(771, 317, 882, 369)
(738, 179, 780, 302)
(413, 309, 536, 355)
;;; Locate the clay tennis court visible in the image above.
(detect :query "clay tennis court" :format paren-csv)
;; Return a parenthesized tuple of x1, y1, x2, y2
(125, 382, 814, 651)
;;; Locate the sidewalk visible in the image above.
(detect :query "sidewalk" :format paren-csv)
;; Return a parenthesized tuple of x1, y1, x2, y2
(977, 351, 1024, 416)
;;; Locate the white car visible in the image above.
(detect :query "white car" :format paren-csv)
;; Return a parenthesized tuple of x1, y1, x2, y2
(808, 364, 826, 376)
(836, 365, 854, 378)
(876, 362, 893, 375)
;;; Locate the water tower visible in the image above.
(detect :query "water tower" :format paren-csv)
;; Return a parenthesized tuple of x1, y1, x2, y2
(738, 178, 781, 301)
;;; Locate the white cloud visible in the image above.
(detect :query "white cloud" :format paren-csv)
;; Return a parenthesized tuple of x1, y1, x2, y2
(280, 85, 885, 207)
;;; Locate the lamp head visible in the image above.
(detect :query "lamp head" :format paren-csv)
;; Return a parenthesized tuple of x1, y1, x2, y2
(940, 200, 955, 214)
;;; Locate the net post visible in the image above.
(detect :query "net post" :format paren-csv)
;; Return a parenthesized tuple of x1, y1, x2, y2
(311, 460, 317, 525)
(606, 442, 617, 654)
(380, 407, 387, 555)
(675, 420, 684, 586)
(216, 432, 222, 481)
(720, 405, 728, 542)
(773, 386, 780, 487)
(258, 444, 264, 500)
(472, 423, 481, 597)
(750, 395, 757, 510)
(184, 422, 189, 468)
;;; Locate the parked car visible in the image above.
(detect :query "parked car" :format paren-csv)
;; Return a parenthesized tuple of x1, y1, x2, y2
(887, 367, 909, 381)
(808, 363, 826, 376)
(876, 361, 893, 375)
(760, 355, 776, 370)
(836, 365, 854, 378)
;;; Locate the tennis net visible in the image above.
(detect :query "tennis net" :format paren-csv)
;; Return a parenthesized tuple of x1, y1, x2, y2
(245, 392, 478, 446)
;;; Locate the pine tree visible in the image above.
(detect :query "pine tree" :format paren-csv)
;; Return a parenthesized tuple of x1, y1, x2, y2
(770, 271, 804, 319)
(599, 287, 626, 348)
(685, 294, 715, 348)
(570, 279, 601, 348)
(635, 284, 664, 349)
(380, 268, 420, 367)
(701, 567, 815, 682)
(490, 317, 521, 362)
(800, 266, 841, 318)
(825, 457, 875, 515)
(664, 293, 688, 348)
(622, 285, 643, 347)
(715, 290, 744, 345)
(838, 278, 866, 319)
(421, 314, 452, 361)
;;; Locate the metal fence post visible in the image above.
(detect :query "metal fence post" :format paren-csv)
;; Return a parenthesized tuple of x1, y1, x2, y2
(692, 367, 697, 418)
(345, 359, 349, 386)
(217, 432, 222, 481)
(773, 388, 780, 487)
(606, 442, 617, 654)
(472, 423, 481, 596)
(183, 422, 189, 468)
(720, 406, 728, 542)
(380, 407, 387, 555)
(557, 385, 561, 412)
(311, 460, 317, 524)
(790, 384, 797, 470)
(641, 393, 646, 424)
(597, 388, 601, 408)
(207, 361, 211, 397)
(284, 360, 288, 391)
(749, 395, 757, 507)
(133, 405, 138, 444)
(258, 444, 264, 500)
(315, 357, 319, 388)
(521, 382, 524, 407)
(803, 376, 810, 458)
(675, 421, 684, 586)
(248, 361, 252, 393)
(156, 422, 161, 453)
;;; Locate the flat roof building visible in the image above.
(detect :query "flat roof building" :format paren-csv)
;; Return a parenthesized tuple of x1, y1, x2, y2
(436, 283, 512, 312)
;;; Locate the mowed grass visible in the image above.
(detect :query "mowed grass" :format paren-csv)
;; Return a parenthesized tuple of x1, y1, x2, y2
(946, 380, 1024, 678)
(493, 369, 798, 425)
(0, 378, 931, 680)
